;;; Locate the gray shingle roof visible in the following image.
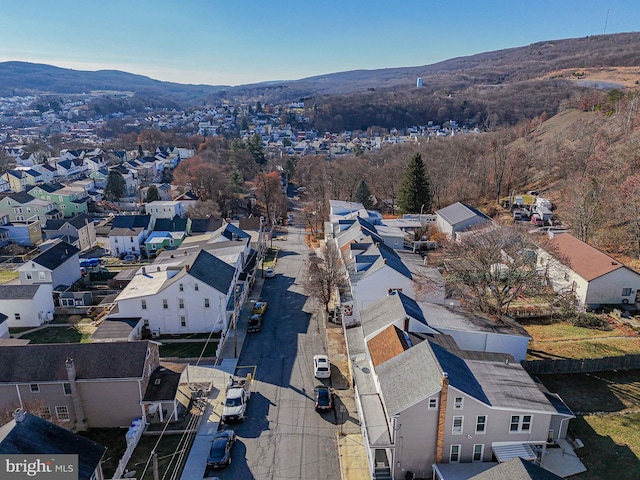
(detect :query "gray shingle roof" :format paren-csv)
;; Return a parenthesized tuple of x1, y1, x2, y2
(0, 341, 152, 383)
(143, 362, 187, 402)
(0, 412, 105, 480)
(111, 214, 151, 229)
(0, 284, 41, 300)
(361, 291, 434, 339)
(32, 240, 79, 270)
(188, 250, 236, 294)
(469, 457, 564, 480)
(436, 202, 490, 227)
(375, 340, 442, 415)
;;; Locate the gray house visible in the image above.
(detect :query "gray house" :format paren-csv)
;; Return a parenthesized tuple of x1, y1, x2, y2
(436, 202, 491, 239)
(17, 239, 81, 290)
(0, 341, 160, 430)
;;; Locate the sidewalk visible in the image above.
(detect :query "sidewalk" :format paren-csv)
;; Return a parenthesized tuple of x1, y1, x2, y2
(326, 319, 371, 480)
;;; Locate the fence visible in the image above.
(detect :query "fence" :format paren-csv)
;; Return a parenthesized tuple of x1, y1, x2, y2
(112, 419, 145, 479)
(522, 354, 640, 375)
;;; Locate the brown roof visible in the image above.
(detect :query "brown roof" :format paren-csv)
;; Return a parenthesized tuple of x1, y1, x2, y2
(238, 217, 261, 231)
(142, 362, 187, 402)
(550, 233, 630, 281)
(367, 325, 409, 367)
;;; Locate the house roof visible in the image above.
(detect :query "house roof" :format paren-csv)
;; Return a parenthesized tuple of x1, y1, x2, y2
(111, 214, 152, 230)
(238, 216, 261, 231)
(154, 215, 188, 232)
(0, 341, 153, 383)
(367, 325, 410, 367)
(548, 233, 632, 281)
(469, 457, 564, 480)
(0, 285, 41, 300)
(375, 340, 442, 415)
(0, 191, 36, 204)
(90, 318, 141, 341)
(361, 291, 436, 340)
(31, 240, 79, 270)
(436, 202, 490, 227)
(189, 250, 236, 294)
(190, 217, 223, 233)
(142, 362, 187, 402)
(220, 222, 251, 240)
(45, 213, 92, 231)
(0, 412, 106, 480)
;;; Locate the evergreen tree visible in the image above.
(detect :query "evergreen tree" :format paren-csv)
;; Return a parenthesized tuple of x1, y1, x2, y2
(105, 170, 126, 201)
(145, 184, 160, 203)
(355, 179, 373, 209)
(248, 133, 266, 165)
(398, 153, 432, 214)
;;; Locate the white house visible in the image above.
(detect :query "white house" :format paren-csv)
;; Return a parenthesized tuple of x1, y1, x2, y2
(18, 240, 81, 289)
(0, 284, 55, 327)
(538, 232, 640, 308)
(112, 249, 240, 335)
(108, 215, 153, 257)
(145, 200, 186, 220)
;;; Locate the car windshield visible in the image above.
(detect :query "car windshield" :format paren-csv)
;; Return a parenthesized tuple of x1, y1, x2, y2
(210, 438, 228, 458)
(249, 317, 260, 325)
(316, 389, 330, 403)
(225, 397, 242, 407)
(317, 366, 329, 372)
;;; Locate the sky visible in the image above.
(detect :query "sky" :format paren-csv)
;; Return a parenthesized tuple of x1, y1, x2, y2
(0, 1, 639, 87)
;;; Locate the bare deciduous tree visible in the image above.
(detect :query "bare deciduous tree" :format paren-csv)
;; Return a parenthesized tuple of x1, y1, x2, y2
(304, 242, 348, 312)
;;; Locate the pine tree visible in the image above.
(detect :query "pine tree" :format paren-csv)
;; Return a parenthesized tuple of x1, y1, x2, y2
(105, 170, 126, 201)
(355, 179, 373, 209)
(398, 153, 432, 214)
(145, 185, 160, 203)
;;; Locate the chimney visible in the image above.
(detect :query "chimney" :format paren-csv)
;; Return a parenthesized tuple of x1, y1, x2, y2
(13, 408, 25, 423)
(435, 372, 449, 463)
(142, 266, 146, 275)
(65, 358, 87, 431)
(403, 317, 409, 332)
(186, 264, 190, 272)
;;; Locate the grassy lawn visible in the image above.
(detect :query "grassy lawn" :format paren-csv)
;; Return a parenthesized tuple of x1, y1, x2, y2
(79, 428, 128, 479)
(19, 324, 96, 343)
(159, 341, 218, 358)
(0, 270, 18, 283)
(539, 371, 640, 479)
(125, 434, 188, 480)
(157, 333, 220, 341)
(524, 320, 640, 359)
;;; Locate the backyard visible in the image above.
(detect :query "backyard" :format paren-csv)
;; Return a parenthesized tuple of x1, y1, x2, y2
(539, 370, 640, 480)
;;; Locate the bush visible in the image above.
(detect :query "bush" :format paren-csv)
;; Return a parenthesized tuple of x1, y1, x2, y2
(571, 313, 613, 331)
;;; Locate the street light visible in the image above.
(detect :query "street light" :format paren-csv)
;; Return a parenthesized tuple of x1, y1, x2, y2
(420, 204, 425, 216)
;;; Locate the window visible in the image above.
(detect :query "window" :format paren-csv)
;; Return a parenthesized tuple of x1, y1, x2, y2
(510, 415, 532, 433)
(428, 398, 438, 409)
(162, 299, 168, 309)
(130, 237, 134, 242)
(449, 445, 460, 463)
(26, 272, 32, 280)
(141, 299, 147, 310)
(204, 298, 210, 308)
(622, 287, 633, 296)
(63, 383, 72, 395)
(55, 406, 70, 421)
(114, 238, 118, 243)
(41, 407, 52, 420)
(452, 416, 463, 435)
(178, 299, 185, 309)
(454, 397, 463, 409)
(473, 444, 484, 462)
(30, 384, 39, 393)
(194, 283, 199, 291)
(14, 313, 21, 321)
(476, 415, 486, 433)
(38, 272, 46, 280)
(180, 316, 187, 327)
(179, 283, 184, 292)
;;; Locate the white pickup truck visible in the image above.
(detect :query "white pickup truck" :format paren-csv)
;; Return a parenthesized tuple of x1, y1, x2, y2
(221, 374, 252, 423)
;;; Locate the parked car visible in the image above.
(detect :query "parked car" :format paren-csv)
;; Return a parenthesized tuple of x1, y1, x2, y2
(247, 313, 262, 333)
(265, 267, 275, 278)
(207, 429, 236, 468)
(252, 301, 268, 315)
(314, 385, 333, 412)
(313, 354, 331, 379)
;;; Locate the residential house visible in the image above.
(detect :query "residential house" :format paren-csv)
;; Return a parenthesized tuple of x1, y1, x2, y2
(0, 409, 106, 480)
(90, 318, 143, 343)
(538, 232, 640, 308)
(15, 152, 36, 166)
(3, 169, 42, 192)
(146, 200, 186, 220)
(189, 217, 223, 236)
(108, 164, 139, 195)
(351, 332, 576, 479)
(28, 183, 90, 218)
(0, 191, 63, 226)
(145, 215, 189, 253)
(108, 215, 153, 257)
(56, 158, 87, 179)
(89, 167, 109, 189)
(172, 190, 199, 210)
(436, 202, 492, 239)
(1, 218, 42, 246)
(31, 162, 59, 183)
(43, 213, 97, 251)
(0, 341, 160, 430)
(111, 248, 240, 335)
(0, 284, 55, 327)
(83, 154, 106, 173)
(0, 176, 10, 193)
(18, 240, 81, 290)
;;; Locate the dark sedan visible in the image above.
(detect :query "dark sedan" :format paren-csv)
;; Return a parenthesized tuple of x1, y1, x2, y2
(314, 385, 333, 412)
(207, 429, 236, 468)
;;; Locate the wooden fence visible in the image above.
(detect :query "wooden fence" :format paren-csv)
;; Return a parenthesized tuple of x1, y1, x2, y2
(522, 354, 640, 375)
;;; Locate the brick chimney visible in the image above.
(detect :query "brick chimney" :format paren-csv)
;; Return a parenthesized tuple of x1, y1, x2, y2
(435, 372, 449, 463)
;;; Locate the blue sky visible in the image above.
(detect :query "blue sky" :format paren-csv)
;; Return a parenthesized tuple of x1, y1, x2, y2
(0, 1, 638, 86)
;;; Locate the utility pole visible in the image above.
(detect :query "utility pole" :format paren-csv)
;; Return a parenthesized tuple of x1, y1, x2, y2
(152, 450, 159, 480)
(233, 284, 240, 357)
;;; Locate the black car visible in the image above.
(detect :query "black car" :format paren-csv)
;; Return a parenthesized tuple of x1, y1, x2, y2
(207, 429, 235, 468)
(247, 313, 262, 333)
(314, 385, 333, 412)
